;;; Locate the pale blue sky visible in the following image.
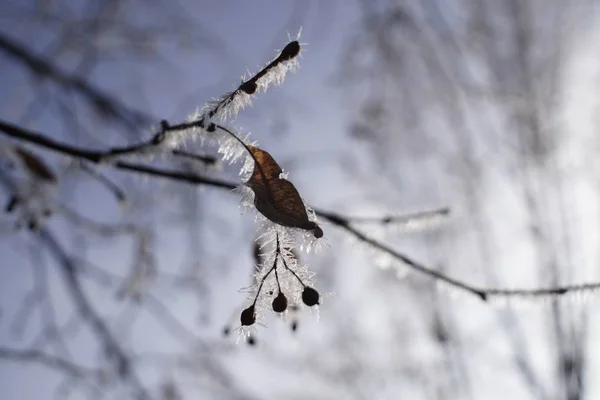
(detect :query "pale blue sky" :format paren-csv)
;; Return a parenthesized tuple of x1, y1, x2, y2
(2, 2, 600, 400)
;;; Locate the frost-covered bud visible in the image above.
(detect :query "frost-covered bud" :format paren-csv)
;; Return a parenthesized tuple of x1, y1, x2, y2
(313, 226, 323, 239)
(240, 81, 257, 95)
(272, 292, 288, 313)
(302, 287, 319, 306)
(280, 41, 300, 61)
(240, 305, 256, 326)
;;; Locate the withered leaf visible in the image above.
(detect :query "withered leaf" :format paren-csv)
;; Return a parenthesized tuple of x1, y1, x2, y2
(14, 147, 57, 183)
(246, 146, 322, 238)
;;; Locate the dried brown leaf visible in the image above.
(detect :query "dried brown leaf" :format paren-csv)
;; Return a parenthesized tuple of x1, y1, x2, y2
(14, 147, 57, 183)
(246, 146, 322, 238)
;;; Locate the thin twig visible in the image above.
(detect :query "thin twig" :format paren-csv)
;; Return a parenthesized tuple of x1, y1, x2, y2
(317, 210, 600, 300)
(0, 119, 236, 190)
(78, 162, 127, 203)
(0, 347, 97, 379)
(37, 228, 150, 400)
(0, 33, 152, 130)
(171, 149, 217, 165)
(345, 207, 450, 224)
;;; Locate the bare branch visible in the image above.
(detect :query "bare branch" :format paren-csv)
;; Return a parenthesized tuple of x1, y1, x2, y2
(37, 228, 150, 400)
(0, 119, 236, 190)
(0, 33, 153, 130)
(0, 346, 97, 379)
(318, 210, 600, 300)
(2, 118, 599, 300)
(342, 207, 450, 225)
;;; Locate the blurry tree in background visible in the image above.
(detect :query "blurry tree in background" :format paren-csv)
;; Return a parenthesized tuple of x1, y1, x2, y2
(343, 1, 600, 399)
(2, 1, 600, 399)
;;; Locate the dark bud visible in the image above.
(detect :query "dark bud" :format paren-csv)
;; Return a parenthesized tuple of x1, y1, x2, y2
(291, 320, 298, 332)
(267, 290, 274, 296)
(240, 305, 256, 326)
(27, 219, 40, 232)
(313, 226, 323, 239)
(272, 292, 288, 313)
(207, 123, 216, 132)
(280, 41, 301, 61)
(152, 132, 165, 145)
(222, 326, 230, 337)
(302, 287, 319, 307)
(160, 120, 170, 130)
(247, 335, 256, 346)
(240, 81, 257, 95)
(5, 196, 19, 213)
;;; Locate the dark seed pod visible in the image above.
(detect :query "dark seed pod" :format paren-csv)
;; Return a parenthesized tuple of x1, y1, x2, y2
(302, 287, 319, 306)
(240, 81, 257, 95)
(280, 41, 301, 61)
(240, 305, 256, 326)
(312, 226, 323, 239)
(272, 292, 288, 313)
(27, 219, 40, 232)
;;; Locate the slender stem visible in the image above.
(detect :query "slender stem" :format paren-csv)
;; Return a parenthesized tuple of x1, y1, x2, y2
(274, 262, 282, 293)
(278, 251, 306, 288)
(38, 228, 150, 400)
(171, 149, 216, 165)
(78, 162, 126, 203)
(348, 207, 450, 224)
(252, 262, 276, 306)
